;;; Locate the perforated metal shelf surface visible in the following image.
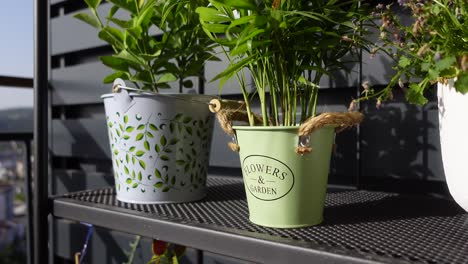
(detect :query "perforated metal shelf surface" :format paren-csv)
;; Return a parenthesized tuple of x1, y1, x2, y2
(53, 176, 468, 264)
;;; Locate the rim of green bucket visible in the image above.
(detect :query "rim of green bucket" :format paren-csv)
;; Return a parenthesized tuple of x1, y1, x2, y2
(232, 124, 337, 131)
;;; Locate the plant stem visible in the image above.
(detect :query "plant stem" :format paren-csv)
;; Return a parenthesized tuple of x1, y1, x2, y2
(124, 235, 141, 264)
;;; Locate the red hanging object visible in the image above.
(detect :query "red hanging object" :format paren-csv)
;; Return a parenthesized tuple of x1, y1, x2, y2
(152, 240, 168, 256)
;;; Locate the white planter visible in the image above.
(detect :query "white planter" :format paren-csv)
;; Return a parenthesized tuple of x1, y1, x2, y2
(102, 89, 214, 204)
(437, 79, 468, 212)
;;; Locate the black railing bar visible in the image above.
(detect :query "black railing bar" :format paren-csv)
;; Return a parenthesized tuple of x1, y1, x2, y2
(0, 76, 33, 88)
(33, 0, 49, 263)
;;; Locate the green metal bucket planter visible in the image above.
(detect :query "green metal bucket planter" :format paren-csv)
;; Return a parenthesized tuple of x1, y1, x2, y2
(212, 106, 364, 228)
(233, 125, 335, 228)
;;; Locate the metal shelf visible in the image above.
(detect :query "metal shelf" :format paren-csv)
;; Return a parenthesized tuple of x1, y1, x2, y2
(52, 176, 468, 264)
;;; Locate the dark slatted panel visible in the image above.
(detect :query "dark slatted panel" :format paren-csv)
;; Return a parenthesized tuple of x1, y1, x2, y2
(51, 62, 200, 106)
(51, 3, 162, 55)
(53, 170, 115, 195)
(52, 118, 110, 159)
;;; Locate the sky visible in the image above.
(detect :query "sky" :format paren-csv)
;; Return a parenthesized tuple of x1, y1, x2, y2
(0, 0, 33, 109)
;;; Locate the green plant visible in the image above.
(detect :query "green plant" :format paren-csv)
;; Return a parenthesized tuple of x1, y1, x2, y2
(358, 0, 468, 106)
(196, 0, 373, 126)
(75, 0, 218, 93)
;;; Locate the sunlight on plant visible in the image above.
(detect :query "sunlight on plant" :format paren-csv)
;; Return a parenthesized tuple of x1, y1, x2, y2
(75, 0, 219, 93)
(197, 0, 375, 126)
(358, 0, 468, 106)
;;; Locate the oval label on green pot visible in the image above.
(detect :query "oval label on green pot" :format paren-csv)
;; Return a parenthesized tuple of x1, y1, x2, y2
(242, 155, 295, 201)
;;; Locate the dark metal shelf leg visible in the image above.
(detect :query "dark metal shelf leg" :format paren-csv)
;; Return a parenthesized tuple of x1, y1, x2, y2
(33, 0, 49, 263)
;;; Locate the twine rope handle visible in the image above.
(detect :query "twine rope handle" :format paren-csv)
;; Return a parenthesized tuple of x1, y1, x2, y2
(211, 99, 363, 154)
(296, 111, 364, 154)
(216, 108, 263, 152)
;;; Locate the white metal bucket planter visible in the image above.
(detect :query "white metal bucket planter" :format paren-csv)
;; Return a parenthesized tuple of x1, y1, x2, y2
(102, 81, 214, 204)
(438, 79, 468, 212)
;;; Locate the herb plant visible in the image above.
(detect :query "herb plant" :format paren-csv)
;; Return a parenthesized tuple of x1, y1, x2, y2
(359, 0, 468, 105)
(75, 0, 218, 93)
(196, 0, 373, 126)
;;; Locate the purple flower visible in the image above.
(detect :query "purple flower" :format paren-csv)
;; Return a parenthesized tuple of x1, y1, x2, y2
(398, 0, 407, 6)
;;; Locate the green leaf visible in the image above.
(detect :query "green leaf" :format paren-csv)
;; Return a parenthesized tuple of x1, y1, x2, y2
(146, 131, 154, 138)
(113, 149, 119, 155)
(139, 51, 162, 61)
(169, 123, 175, 133)
(127, 26, 143, 40)
(139, 160, 146, 170)
(176, 160, 185, 166)
(74, 12, 101, 29)
(154, 169, 162, 178)
(428, 68, 439, 80)
(123, 115, 129, 124)
(223, 0, 257, 10)
(212, 54, 257, 82)
(98, 27, 124, 50)
(162, 187, 170, 192)
(130, 70, 153, 84)
(398, 56, 411, 68)
(114, 50, 146, 67)
(169, 138, 179, 145)
(160, 135, 167, 146)
(174, 113, 183, 120)
(455, 72, 468, 94)
(136, 133, 144, 141)
(126, 154, 130, 163)
(406, 83, 428, 105)
(137, 124, 145, 130)
(126, 126, 134, 132)
(155, 144, 161, 153)
(129, 146, 136, 152)
(115, 129, 121, 137)
(135, 150, 145, 157)
(435, 56, 457, 71)
(183, 117, 192, 124)
(123, 134, 130, 140)
(84, 0, 101, 9)
(108, 5, 119, 18)
(132, 156, 136, 164)
(107, 17, 129, 28)
(154, 182, 163, 188)
(132, 183, 138, 188)
(126, 178, 132, 184)
(186, 126, 193, 135)
(132, 170, 136, 179)
(171, 176, 176, 185)
(124, 166, 130, 175)
(161, 155, 169, 161)
(196, 7, 231, 23)
(144, 140, 150, 151)
(100, 56, 129, 72)
(103, 72, 130, 84)
(157, 73, 177, 84)
(138, 172, 142, 181)
(149, 124, 158, 131)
